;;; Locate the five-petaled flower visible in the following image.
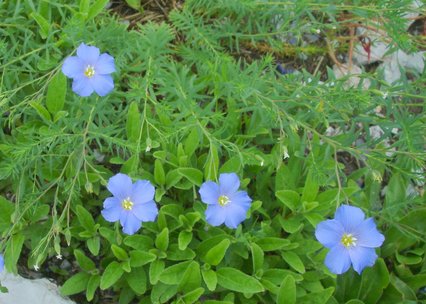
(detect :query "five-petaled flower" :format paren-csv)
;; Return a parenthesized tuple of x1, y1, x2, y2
(102, 173, 158, 235)
(62, 43, 115, 97)
(199, 173, 252, 229)
(315, 205, 385, 275)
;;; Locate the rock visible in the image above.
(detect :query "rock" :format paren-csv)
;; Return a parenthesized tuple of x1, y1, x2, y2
(0, 272, 75, 304)
(332, 64, 371, 90)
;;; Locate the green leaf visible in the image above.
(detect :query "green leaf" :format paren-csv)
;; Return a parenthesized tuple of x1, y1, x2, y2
(87, 0, 109, 20)
(281, 251, 305, 274)
(5, 233, 25, 273)
(30, 100, 51, 122)
(149, 260, 165, 285)
(178, 261, 201, 293)
(0, 196, 14, 233)
(126, 102, 141, 142)
(74, 249, 96, 272)
(111, 244, 129, 261)
(301, 169, 319, 203)
(87, 236, 100, 256)
(178, 167, 204, 186)
(250, 242, 264, 275)
(100, 261, 124, 290)
(155, 227, 169, 252)
(154, 159, 166, 186)
(129, 250, 156, 267)
(125, 0, 141, 10)
(358, 258, 390, 303)
(76, 205, 96, 234)
(86, 275, 100, 301)
(277, 275, 296, 304)
(125, 267, 147, 294)
(79, 0, 90, 14)
(216, 268, 264, 293)
(204, 145, 219, 181)
(124, 235, 153, 251)
(184, 127, 200, 157)
(204, 239, 230, 266)
(298, 287, 334, 304)
(276, 190, 300, 211)
(256, 237, 291, 251)
(181, 287, 205, 304)
(159, 261, 192, 285)
(46, 72, 66, 115)
(61, 272, 90, 296)
(178, 230, 193, 250)
(202, 269, 217, 291)
(30, 12, 50, 39)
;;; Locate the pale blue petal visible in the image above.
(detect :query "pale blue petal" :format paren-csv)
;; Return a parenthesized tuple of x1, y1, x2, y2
(62, 56, 84, 78)
(107, 173, 132, 200)
(315, 219, 344, 248)
(90, 74, 114, 96)
(349, 246, 378, 274)
(199, 181, 220, 205)
(224, 203, 247, 229)
(205, 204, 226, 226)
(120, 212, 142, 235)
(219, 173, 240, 195)
(102, 206, 122, 222)
(229, 191, 252, 209)
(354, 218, 385, 248)
(72, 77, 94, 97)
(103, 197, 121, 209)
(0, 254, 4, 273)
(76, 43, 100, 64)
(324, 245, 351, 274)
(95, 53, 115, 74)
(335, 205, 365, 232)
(130, 180, 155, 205)
(132, 201, 158, 222)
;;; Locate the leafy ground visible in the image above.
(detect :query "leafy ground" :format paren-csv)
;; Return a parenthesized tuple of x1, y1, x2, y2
(0, 0, 425, 303)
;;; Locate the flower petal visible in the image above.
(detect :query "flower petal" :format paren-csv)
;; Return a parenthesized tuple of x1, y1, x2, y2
(76, 43, 100, 64)
(95, 53, 115, 74)
(349, 246, 378, 274)
(199, 181, 220, 205)
(219, 173, 240, 195)
(107, 173, 132, 200)
(224, 203, 247, 229)
(228, 190, 252, 209)
(132, 201, 158, 222)
(120, 212, 142, 235)
(315, 219, 345, 248)
(62, 56, 84, 78)
(354, 218, 385, 248)
(131, 180, 155, 205)
(101, 200, 122, 222)
(205, 204, 226, 226)
(324, 245, 351, 274)
(0, 254, 4, 273)
(90, 74, 114, 96)
(71, 77, 94, 97)
(335, 205, 365, 232)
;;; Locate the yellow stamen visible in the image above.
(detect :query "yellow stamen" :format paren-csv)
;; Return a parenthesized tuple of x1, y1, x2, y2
(218, 195, 230, 207)
(84, 65, 95, 78)
(122, 198, 133, 210)
(341, 233, 357, 248)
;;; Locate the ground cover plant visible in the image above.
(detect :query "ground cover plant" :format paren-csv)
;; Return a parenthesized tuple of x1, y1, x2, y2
(0, 0, 425, 303)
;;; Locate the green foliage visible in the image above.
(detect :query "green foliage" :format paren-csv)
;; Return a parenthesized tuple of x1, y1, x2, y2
(0, 0, 425, 303)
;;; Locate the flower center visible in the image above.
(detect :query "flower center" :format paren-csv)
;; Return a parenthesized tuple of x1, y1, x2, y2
(84, 65, 95, 78)
(218, 195, 230, 207)
(121, 198, 134, 211)
(341, 233, 357, 248)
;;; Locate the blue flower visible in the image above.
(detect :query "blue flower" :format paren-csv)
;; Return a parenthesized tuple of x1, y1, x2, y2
(0, 254, 4, 272)
(315, 205, 385, 275)
(101, 173, 158, 235)
(199, 173, 252, 229)
(62, 43, 115, 97)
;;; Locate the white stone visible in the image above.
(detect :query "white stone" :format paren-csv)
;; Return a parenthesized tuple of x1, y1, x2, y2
(0, 272, 75, 304)
(332, 64, 371, 90)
